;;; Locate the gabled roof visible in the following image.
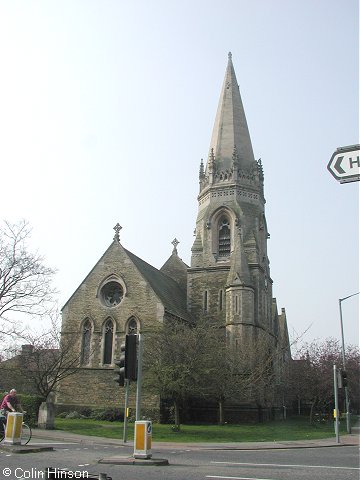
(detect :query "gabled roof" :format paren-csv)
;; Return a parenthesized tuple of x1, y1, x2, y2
(62, 240, 192, 323)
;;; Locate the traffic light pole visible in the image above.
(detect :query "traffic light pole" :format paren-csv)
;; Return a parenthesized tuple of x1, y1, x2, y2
(123, 379, 130, 443)
(339, 292, 359, 434)
(333, 364, 340, 444)
(135, 333, 143, 421)
(114, 335, 138, 442)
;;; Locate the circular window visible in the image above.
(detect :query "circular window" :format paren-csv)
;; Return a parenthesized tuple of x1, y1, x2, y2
(101, 281, 123, 307)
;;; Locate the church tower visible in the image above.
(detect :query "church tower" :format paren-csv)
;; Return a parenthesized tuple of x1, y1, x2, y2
(188, 53, 273, 343)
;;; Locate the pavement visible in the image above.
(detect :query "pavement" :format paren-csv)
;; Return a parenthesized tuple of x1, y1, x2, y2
(29, 424, 359, 451)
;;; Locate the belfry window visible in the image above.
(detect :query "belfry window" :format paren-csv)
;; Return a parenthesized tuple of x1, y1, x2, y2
(81, 319, 92, 366)
(103, 318, 114, 365)
(218, 217, 231, 256)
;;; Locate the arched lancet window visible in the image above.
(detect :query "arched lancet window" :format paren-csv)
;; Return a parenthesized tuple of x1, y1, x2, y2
(203, 290, 209, 313)
(218, 217, 231, 257)
(126, 317, 138, 335)
(219, 289, 224, 311)
(235, 295, 239, 314)
(81, 319, 92, 366)
(103, 318, 114, 365)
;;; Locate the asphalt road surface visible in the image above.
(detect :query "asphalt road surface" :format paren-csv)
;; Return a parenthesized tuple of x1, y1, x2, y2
(1, 440, 359, 480)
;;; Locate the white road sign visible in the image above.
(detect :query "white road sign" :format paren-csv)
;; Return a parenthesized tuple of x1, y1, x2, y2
(327, 145, 360, 183)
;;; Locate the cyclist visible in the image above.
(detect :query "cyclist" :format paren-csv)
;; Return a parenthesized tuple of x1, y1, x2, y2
(0, 389, 24, 420)
(0, 389, 30, 444)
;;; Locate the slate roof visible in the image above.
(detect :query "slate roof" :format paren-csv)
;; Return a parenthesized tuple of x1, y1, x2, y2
(124, 248, 193, 323)
(160, 252, 188, 292)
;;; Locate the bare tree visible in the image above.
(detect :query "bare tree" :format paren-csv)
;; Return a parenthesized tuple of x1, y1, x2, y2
(1, 314, 81, 400)
(26, 315, 82, 399)
(208, 332, 289, 423)
(144, 319, 217, 429)
(0, 220, 56, 339)
(144, 319, 291, 427)
(290, 338, 360, 423)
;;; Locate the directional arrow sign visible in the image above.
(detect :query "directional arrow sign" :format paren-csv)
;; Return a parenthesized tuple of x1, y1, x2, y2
(327, 144, 360, 183)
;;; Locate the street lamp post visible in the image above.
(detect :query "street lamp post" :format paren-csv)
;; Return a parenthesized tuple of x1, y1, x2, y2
(339, 291, 359, 434)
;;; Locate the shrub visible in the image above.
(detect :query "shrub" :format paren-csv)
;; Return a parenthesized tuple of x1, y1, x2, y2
(17, 394, 44, 427)
(139, 407, 160, 423)
(90, 408, 123, 422)
(65, 411, 85, 419)
(79, 407, 92, 418)
(57, 412, 68, 418)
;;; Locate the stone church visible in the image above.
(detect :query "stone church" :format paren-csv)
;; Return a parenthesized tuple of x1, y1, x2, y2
(57, 53, 290, 421)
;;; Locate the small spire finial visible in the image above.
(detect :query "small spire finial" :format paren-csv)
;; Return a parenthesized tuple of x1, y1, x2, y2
(113, 223, 122, 242)
(171, 238, 179, 255)
(199, 158, 205, 178)
(228, 51, 232, 60)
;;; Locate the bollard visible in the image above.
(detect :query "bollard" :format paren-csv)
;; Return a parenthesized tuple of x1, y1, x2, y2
(133, 420, 152, 459)
(4, 412, 23, 445)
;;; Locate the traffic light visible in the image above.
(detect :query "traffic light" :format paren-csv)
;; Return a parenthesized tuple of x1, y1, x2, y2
(341, 370, 348, 388)
(113, 342, 126, 387)
(113, 335, 138, 386)
(125, 334, 138, 381)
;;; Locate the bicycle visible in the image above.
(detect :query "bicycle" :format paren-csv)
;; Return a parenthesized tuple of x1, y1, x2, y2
(0, 413, 32, 445)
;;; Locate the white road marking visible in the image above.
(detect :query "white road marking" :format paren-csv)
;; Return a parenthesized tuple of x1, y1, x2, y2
(207, 476, 275, 480)
(211, 461, 359, 471)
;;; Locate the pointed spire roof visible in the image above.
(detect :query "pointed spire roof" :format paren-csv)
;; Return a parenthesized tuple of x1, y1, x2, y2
(208, 53, 255, 171)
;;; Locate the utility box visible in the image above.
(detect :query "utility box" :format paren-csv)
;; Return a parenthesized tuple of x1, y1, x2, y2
(4, 412, 23, 445)
(133, 420, 152, 459)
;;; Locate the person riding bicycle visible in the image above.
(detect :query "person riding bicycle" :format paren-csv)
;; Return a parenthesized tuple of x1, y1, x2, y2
(0, 389, 30, 444)
(0, 389, 24, 423)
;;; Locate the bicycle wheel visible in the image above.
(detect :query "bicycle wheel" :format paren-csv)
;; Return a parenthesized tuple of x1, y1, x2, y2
(21, 423, 32, 445)
(0, 422, 4, 443)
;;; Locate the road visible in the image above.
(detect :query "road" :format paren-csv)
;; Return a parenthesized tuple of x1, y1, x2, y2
(1, 439, 359, 480)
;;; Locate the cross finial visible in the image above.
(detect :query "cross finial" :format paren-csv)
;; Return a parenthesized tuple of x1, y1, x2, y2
(171, 238, 179, 255)
(113, 223, 122, 242)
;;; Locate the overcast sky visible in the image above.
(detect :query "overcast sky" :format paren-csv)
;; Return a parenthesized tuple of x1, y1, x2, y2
(1, 0, 359, 349)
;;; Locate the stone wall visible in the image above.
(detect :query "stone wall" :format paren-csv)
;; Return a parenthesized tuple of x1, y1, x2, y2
(57, 240, 167, 412)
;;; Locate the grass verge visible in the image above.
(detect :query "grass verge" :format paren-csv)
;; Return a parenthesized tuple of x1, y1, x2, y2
(54, 416, 350, 443)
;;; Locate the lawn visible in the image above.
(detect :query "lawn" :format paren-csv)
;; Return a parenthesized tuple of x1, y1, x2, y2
(55, 416, 349, 443)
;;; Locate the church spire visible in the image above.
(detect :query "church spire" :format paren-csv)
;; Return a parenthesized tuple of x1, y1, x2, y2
(208, 53, 255, 173)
